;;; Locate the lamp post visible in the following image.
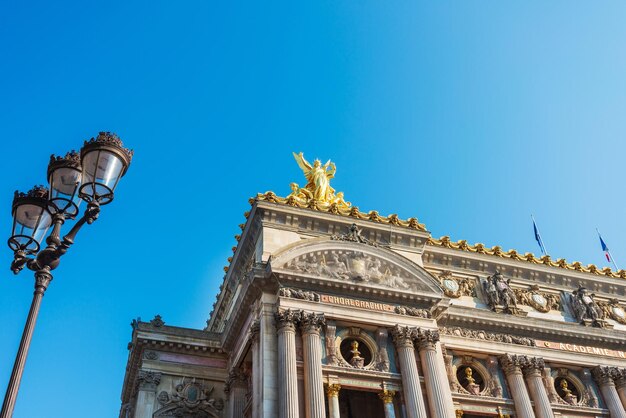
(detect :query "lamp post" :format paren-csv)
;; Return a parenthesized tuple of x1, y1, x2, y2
(1, 132, 132, 418)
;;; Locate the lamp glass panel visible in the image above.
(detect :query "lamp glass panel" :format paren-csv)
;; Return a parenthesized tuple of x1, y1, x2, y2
(49, 166, 82, 211)
(82, 150, 124, 197)
(12, 203, 52, 247)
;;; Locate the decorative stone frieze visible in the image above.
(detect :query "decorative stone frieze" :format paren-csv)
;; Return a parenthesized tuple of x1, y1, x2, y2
(153, 380, 223, 417)
(440, 326, 536, 346)
(597, 298, 626, 325)
(278, 287, 320, 302)
(394, 306, 431, 318)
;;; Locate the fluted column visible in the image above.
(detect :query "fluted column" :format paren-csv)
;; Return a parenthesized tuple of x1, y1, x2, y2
(521, 357, 554, 418)
(326, 384, 341, 418)
(416, 330, 456, 418)
(226, 368, 248, 418)
(378, 390, 397, 418)
(133, 371, 161, 418)
(615, 369, 626, 410)
(391, 326, 427, 418)
(592, 366, 626, 418)
(250, 321, 261, 418)
(275, 309, 301, 418)
(499, 355, 535, 418)
(301, 313, 326, 418)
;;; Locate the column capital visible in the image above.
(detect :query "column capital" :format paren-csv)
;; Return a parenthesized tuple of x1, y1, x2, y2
(592, 366, 618, 386)
(249, 319, 260, 343)
(521, 356, 545, 378)
(326, 384, 341, 398)
(300, 312, 326, 334)
(391, 325, 417, 349)
(224, 367, 247, 394)
(378, 389, 396, 404)
(499, 354, 525, 376)
(614, 368, 626, 389)
(275, 309, 301, 332)
(137, 370, 162, 391)
(416, 329, 440, 351)
(455, 410, 464, 418)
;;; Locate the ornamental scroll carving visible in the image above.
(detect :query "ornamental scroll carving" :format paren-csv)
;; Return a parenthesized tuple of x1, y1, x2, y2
(154, 379, 223, 417)
(437, 270, 476, 298)
(597, 298, 626, 325)
(513, 284, 561, 313)
(283, 250, 413, 290)
(440, 327, 536, 347)
(278, 287, 320, 302)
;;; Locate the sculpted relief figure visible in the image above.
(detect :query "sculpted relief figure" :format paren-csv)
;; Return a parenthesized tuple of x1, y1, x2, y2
(570, 285, 607, 328)
(483, 271, 524, 315)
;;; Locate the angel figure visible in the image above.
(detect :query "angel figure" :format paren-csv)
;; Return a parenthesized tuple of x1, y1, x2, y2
(293, 152, 336, 202)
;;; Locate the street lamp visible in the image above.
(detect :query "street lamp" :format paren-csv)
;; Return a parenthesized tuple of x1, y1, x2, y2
(1, 132, 132, 418)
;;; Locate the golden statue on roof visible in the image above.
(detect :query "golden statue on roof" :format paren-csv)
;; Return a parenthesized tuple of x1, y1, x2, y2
(290, 152, 351, 209)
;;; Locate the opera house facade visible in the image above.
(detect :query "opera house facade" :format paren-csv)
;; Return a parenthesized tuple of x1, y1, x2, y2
(119, 154, 626, 418)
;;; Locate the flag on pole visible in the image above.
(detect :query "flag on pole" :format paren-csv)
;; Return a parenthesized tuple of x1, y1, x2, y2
(597, 229, 619, 270)
(532, 215, 547, 256)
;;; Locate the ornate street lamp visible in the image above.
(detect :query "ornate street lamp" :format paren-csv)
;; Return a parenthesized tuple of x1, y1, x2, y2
(1, 132, 132, 418)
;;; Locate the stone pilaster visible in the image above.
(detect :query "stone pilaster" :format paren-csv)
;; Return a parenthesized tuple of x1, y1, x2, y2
(133, 370, 161, 418)
(521, 357, 554, 418)
(301, 312, 326, 418)
(226, 368, 248, 418)
(499, 355, 535, 418)
(326, 384, 341, 418)
(390, 326, 428, 418)
(592, 366, 626, 418)
(378, 390, 397, 418)
(416, 329, 455, 418)
(615, 369, 626, 410)
(275, 309, 301, 418)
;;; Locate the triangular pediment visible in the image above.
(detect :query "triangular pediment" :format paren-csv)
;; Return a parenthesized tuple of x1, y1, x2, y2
(270, 238, 443, 297)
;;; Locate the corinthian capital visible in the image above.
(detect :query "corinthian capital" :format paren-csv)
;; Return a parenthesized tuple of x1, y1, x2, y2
(391, 325, 417, 349)
(499, 354, 526, 376)
(416, 329, 440, 350)
(275, 309, 301, 331)
(300, 312, 326, 334)
(137, 370, 162, 391)
(249, 320, 260, 343)
(521, 357, 545, 378)
(592, 366, 617, 386)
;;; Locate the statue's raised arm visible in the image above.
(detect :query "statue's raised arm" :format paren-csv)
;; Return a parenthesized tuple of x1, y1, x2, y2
(293, 152, 312, 176)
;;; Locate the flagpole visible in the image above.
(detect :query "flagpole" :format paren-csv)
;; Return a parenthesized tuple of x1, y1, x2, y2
(531, 214, 548, 256)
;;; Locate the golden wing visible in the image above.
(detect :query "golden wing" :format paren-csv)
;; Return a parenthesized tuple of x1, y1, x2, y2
(293, 151, 312, 172)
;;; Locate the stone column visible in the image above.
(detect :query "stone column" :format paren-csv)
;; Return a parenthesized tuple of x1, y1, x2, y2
(326, 384, 341, 418)
(249, 320, 261, 418)
(521, 357, 554, 418)
(133, 371, 161, 418)
(390, 326, 428, 418)
(226, 368, 248, 418)
(378, 390, 397, 418)
(615, 369, 626, 410)
(275, 309, 301, 418)
(301, 312, 326, 418)
(592, 366, 626, 418)
(499, 355, 535, 418)
(416, 330, 456, 418)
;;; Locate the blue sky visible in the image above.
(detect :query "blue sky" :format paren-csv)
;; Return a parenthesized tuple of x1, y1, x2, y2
(1, 1, 625, 417)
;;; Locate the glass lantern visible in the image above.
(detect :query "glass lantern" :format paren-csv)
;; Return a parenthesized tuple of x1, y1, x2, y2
(47, 151, 82, 218)
(9, 186, 52, 254)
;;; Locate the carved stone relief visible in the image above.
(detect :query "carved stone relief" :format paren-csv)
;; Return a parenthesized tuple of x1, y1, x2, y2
(283, 250, 414, 290)
(278, 287, 320, 302)
(597, 298, 626, 325)
(481, 271, 527, 316)
(153, 379, 223, 417)
(440, 326, 536, 347)
(513, 284, 561, 313)
(568, 285, 611, 328)
(437, 270, 476, 298)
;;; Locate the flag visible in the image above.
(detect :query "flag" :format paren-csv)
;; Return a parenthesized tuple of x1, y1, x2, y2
(599, 234, 611, 262)
(532, 216, 547, 255)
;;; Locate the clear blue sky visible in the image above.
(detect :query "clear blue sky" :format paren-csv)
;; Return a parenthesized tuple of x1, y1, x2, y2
(1, 1, 625, 417)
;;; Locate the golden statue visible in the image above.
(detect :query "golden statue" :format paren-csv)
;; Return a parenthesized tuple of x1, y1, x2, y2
(559, 379, 578, 405)
(292, 152, 341, 204)
(464, 367, 481, 395)
(349, 340, 364, 368)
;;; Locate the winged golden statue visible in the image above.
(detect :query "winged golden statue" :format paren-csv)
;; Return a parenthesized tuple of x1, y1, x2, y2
(291, 152, 349, 208)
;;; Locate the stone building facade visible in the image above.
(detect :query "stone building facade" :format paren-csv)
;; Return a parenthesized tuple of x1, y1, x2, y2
(119, 158, 626, 418)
